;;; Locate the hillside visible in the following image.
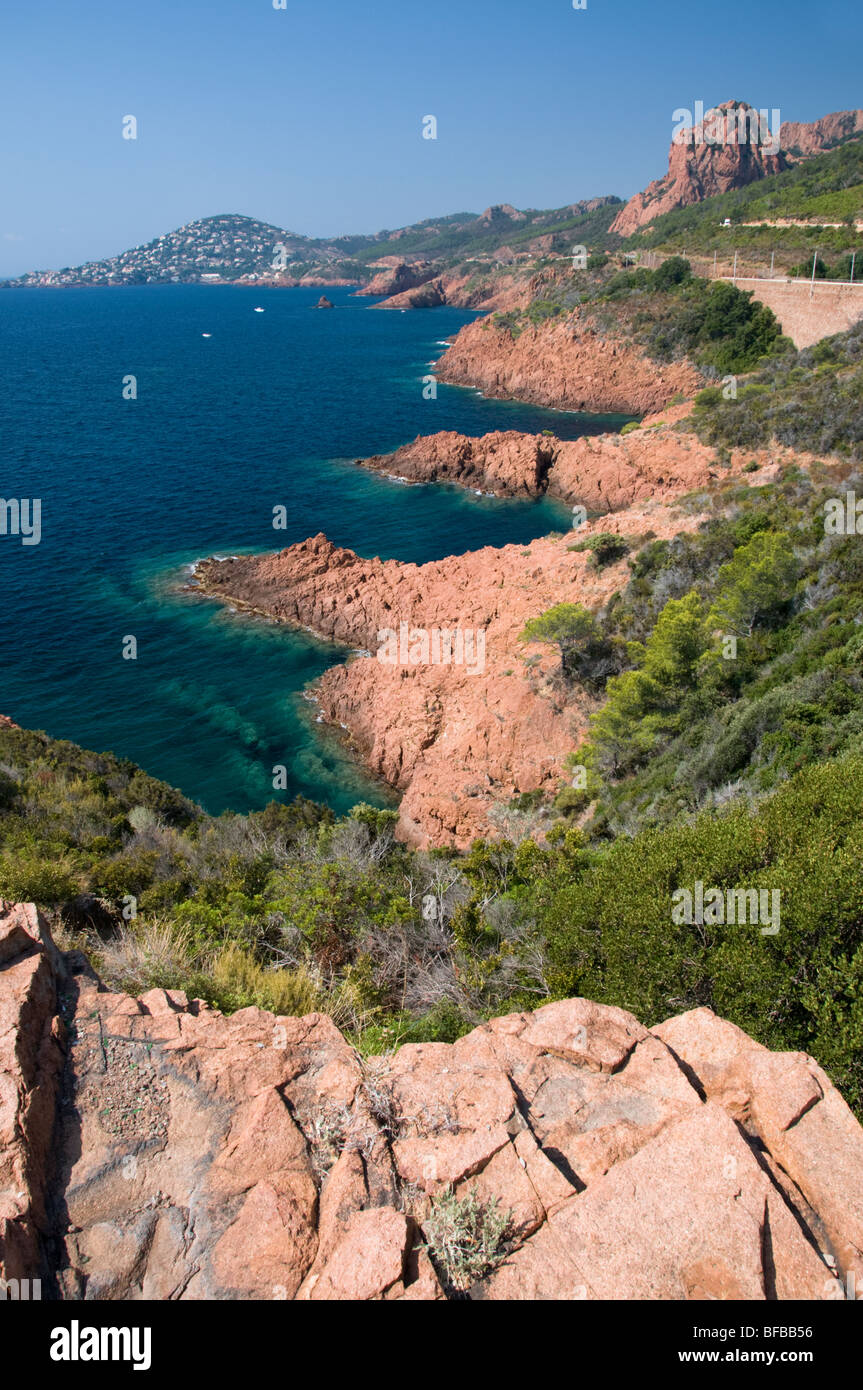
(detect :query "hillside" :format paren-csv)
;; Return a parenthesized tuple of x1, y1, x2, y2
(631, 139, 863, 267)
(2, 200, 622, 292)
(0, 214, 366, 290)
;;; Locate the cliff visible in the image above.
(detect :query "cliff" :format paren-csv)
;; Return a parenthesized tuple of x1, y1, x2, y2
(611, 102, 863, 237)
(2, 901, 860, 1300)
(354, 260, 438, 298)
(434, 313, 702, 414)
(781, 107, 863, 158)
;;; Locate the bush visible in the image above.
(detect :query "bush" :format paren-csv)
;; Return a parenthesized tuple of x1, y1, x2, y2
(540, 754, 863, 1112)
(210, 943, 321, 1016)
(0, 854, 79, 905)
(568, 532, 630, 568)
(422, 1188, 511, 1294)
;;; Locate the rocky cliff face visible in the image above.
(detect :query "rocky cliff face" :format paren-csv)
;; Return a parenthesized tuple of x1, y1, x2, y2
(610, 102, 863, 237)
(781, 108, 863, 158)
(2, 901, 860, 1301)
(434, 314, 702, 414)
(373, 278, 447, 310)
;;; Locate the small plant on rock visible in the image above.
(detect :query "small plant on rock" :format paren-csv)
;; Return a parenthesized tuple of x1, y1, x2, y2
(421, 1186, 511, 1294)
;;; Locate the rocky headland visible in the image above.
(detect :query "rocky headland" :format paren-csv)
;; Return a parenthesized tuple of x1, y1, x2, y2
(357, 404, 738, 509)
(193, 411, 776, 849)
(434, 313, 703, 414)
(2, 901, 860, 1300)
(191, 316, 799, 848)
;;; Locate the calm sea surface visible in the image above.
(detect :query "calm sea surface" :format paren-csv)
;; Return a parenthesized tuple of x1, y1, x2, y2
(0, 284, 627, 814)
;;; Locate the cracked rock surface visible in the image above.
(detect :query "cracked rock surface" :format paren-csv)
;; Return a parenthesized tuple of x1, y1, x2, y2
(1, 902, 860, 1300)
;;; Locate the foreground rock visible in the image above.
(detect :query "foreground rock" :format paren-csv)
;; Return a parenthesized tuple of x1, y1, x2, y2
(1, 902, 858, 1301)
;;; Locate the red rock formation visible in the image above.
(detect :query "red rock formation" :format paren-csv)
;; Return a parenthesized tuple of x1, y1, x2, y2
(2, 902, 859, 1301)
(359, 407, 733, 510)
(611, 102, 863, 237)
(192, 498, 706, 845)
(373, 278, 447, 310)
(434, 312, 703, 414)
(355, 260, 437, 298)
(192, 414, 791, 848)
(781, 108, 863, 158)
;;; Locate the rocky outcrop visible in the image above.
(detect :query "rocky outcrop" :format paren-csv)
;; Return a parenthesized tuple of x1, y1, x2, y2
(611, 102, 863, 237)
(2, 902, 859, 1301)
(192, 410, 790, 848)
(355, 261, 437, 298)
(374, 278, 447, 310)
(434, 313, 702, 414)
(192, 473, 715, 848)
(316, 295, 334, 309)
(358, 406, 742, 510)
(781, 108, 863, 159)
(0, 903, 66, 1286)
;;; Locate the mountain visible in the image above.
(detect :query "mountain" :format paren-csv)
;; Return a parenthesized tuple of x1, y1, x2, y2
(2, 199, 623, 291)
(611, 102, 863, 236)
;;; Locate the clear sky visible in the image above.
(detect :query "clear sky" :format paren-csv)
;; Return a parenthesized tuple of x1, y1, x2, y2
(1, 0, 860, 277)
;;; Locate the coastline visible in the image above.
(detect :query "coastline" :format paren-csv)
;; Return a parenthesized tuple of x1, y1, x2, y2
(189, 291, 801, 844)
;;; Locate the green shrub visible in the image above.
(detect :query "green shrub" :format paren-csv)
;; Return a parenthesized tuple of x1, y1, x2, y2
(422, 1188, 511, 1294)
(540, 755, 863, 1112)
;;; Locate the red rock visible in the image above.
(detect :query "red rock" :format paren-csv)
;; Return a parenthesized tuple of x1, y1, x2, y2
(304, 1208, 412, 1300)
(1, 912, 860, 1301)
(435, 313, 702, 415)
(355, 260, 437, 299)
(654, 1007, 863, 1287)
(610, 102, 863, 237)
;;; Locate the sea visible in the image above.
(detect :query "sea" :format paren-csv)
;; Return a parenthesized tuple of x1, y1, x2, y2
(0, 283, 628, 816)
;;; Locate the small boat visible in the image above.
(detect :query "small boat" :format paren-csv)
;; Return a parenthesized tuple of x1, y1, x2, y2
(253, 306, 265, 313)
(202, 332, 212, 338)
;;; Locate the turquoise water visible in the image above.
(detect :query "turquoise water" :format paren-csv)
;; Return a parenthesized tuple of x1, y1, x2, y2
(0, 284, 627, 815)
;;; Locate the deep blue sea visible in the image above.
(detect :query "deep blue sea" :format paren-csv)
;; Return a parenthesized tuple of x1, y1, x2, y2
(0, 284, 627, 816)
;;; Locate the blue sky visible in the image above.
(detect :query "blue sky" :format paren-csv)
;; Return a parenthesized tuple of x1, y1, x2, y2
(1, 0, 860, 277)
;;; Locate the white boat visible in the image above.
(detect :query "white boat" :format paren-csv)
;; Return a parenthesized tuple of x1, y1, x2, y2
(202, 332, 212, 338)
(253, 306, 265, 313)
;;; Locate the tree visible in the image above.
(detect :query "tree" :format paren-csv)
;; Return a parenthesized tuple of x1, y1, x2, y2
(708, 531, 798, 636)
(586, 592, 708, 776)
(520, 603, 617, 686)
